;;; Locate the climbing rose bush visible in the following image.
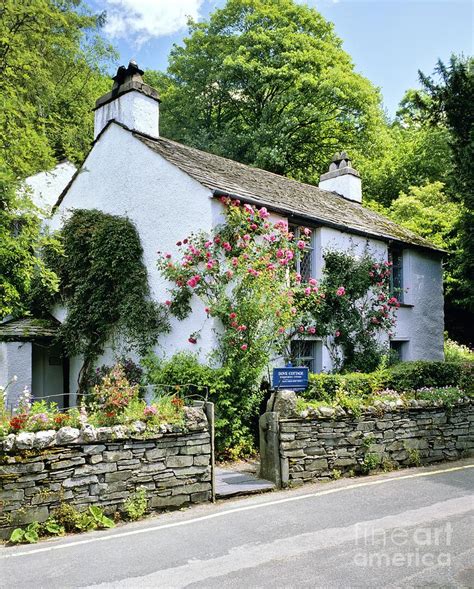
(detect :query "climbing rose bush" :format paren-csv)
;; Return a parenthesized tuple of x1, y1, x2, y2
(158, 197, 310, 454)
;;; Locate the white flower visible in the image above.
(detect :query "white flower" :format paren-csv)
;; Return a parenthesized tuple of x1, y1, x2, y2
(12, 375, 18, 382)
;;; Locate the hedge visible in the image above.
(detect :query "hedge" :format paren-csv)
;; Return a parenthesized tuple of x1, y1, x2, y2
(302, 361, 473, 401)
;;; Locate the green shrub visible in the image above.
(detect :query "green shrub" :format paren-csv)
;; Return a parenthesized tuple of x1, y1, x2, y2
(444, 334, 474, 362)
(302, 360, 473, 402)
(124, 487, 148, 521)
(385, 361, 470, 392)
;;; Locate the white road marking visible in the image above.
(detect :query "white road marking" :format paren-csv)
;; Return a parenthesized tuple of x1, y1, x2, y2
(1, 463, 473, 560)
(86, 495, 474, 588)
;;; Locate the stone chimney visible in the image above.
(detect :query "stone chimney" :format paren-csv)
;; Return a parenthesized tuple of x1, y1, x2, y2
(94, 60, 160, 139)
(318, 152, 362, 204)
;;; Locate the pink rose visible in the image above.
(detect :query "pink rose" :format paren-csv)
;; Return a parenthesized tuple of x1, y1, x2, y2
(165, 300, 172, 306)
(307, 326, 316, 334)
(335, 330, 340, 337)
(258, 207, 270, 219)
(336, 286, 345, 296)
(250, 223, 258, 230)
(188, 337, 197, 344)
(309, 278, 317, 286)
(304, 287, 311, 295)
(241, 344, 248, 351)
(297, 240, 305, 250)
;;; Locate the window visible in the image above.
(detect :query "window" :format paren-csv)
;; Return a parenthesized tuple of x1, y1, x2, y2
(390, 340, 408, 362)
(289, 225, 314, 281)
(389, 247, 404, 302)
(291, 340, 316, 372)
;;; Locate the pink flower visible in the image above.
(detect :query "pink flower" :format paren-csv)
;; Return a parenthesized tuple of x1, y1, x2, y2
(298, 325, 305, 333)
(226, 270, 234, 279)
(335, 330, 340, 337)
(187, 277, 197, 288)
(165, 300, 172, 306)
(205, 307, 210, 314)
(165, 253, 171, 259)
(378, 293, 385, 301)
(204, 241, 212, 249)
(297, 240, 305, 250)
(278, 327, 285, 334)
(304, 287, 311, 295)
(303, 227, 311, 236)
(285, 250, 294, 261)
(250, 223, 258, 230)
(230, 312, 237, 319)
(307, 326, 316, 334)
(243, 204, 253, 214)
(206, 260, 214, 269)
(222, 242, 232, 251)
(188, 337, 197, 344)
(241, 344, 248, 351)
(267, 263, 275, 271)
(309, 278, 317, 286)
(231, 257, 239, 267)
(290, 307, 297, 315)
(276, 249, 284, 258)
(237, 325, 247, 331)
(295, 273, 302, 283)
(258, 207, 270, 219)
(336, 286, 346, 296)
(144, 405, 157, 416)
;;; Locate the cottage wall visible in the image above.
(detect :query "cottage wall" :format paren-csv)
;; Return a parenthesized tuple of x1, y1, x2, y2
(51, 123, 224, 396)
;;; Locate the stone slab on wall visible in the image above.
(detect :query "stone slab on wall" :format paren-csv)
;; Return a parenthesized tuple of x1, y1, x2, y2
(276, 403, 473, 487)
(0, 418, 212, 539)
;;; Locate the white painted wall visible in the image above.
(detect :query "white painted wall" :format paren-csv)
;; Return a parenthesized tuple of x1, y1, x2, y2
(394, 249, 444, 361)
(52, 122, 221, 395)
(31, 344, 64, 408)
(0, 342, 32, 411)
(24, 161, 77, 213)
(94, 92, 159, 139)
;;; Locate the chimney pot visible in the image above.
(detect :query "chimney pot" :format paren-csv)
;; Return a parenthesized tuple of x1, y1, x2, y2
(93, 61, 160, 139)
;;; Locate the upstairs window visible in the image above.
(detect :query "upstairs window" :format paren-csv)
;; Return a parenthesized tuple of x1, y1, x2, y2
(289, 225, 314, 281)
(389, 247, 404, 302)
(290, 340, 322, 373)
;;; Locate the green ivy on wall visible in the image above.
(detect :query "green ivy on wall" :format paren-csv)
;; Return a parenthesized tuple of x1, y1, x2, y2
(54, 209, 169, 393)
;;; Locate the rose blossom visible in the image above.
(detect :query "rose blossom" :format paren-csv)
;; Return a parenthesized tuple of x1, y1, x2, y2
(241, 344, 248, 351)
(297, 240, 305, 250)
(336, 286, 346, 296)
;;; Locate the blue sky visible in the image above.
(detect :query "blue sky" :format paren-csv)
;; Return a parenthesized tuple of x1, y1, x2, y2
(89, 0, 473, 117)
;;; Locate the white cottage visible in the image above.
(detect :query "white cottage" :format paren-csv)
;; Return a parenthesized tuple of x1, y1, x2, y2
(1, 62, 444, 406)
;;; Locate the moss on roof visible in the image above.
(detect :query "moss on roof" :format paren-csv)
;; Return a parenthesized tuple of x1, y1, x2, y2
(0, 316, 60, 342)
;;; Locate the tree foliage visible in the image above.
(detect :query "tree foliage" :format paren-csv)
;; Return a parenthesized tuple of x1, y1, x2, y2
(0, 0, 115, 179)
(155, 0, 383, 182)
(413, 55, 474, 314)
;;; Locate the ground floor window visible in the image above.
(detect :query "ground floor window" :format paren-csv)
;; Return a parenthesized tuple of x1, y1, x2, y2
(290, 340, 322, 373)
(390, 339, 409, 361)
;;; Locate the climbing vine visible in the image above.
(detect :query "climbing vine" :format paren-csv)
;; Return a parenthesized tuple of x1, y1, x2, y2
(55, 209, 169, 392)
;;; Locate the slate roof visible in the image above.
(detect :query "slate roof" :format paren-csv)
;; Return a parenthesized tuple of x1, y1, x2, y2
(136, 133, 440, 252)
(0, 316, 60, 342)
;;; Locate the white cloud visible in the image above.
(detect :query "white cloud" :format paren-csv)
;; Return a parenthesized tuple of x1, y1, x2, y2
(103, 0, 205, 44)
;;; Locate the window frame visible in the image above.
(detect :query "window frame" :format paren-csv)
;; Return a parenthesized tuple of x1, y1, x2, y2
(289, 224, 315, 281)
(388, 247, 404, 303)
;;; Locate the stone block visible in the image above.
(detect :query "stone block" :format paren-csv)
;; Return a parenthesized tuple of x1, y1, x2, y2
(149, 494, 190, 509)
(103, 450, 133, 462)
(145, 448, 167, 461)
(50, 458, 86, 470)
(83, 445, 106, 455)
(166, 456, 193, 468)
(104, 471, 133, 482)
(193, 455, 210, 466)
(306, 459, 328, 471)
(62, 475, 98, 488)
(74, 462, 117, 476)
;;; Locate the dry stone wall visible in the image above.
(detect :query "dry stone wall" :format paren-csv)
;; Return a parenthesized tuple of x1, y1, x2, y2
(0, 406, 213, 539)
(262, 401, 473, 487)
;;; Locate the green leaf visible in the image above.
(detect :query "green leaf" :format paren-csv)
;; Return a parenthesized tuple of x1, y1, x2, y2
(9, 529, 25, 543)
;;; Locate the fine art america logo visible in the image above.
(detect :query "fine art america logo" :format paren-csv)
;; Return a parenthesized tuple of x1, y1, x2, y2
(353, 523, 453, 568)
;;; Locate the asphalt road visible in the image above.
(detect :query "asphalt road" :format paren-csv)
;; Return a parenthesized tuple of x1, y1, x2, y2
(1, 459, 473, 589)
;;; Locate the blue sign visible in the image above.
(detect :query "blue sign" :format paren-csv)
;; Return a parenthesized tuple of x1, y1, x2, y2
(272, 366, 309, 391)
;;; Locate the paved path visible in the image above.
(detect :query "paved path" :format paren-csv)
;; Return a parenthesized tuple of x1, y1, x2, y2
(215, 465, 275, 498)
(1, 459, 473, 588)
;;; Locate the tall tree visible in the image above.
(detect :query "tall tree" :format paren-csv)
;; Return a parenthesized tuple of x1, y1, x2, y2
(155, 0, 384, 183)
(413, 55, 474, 317)
(0, 0, 116, 179)
(0, 0, 115, 320)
